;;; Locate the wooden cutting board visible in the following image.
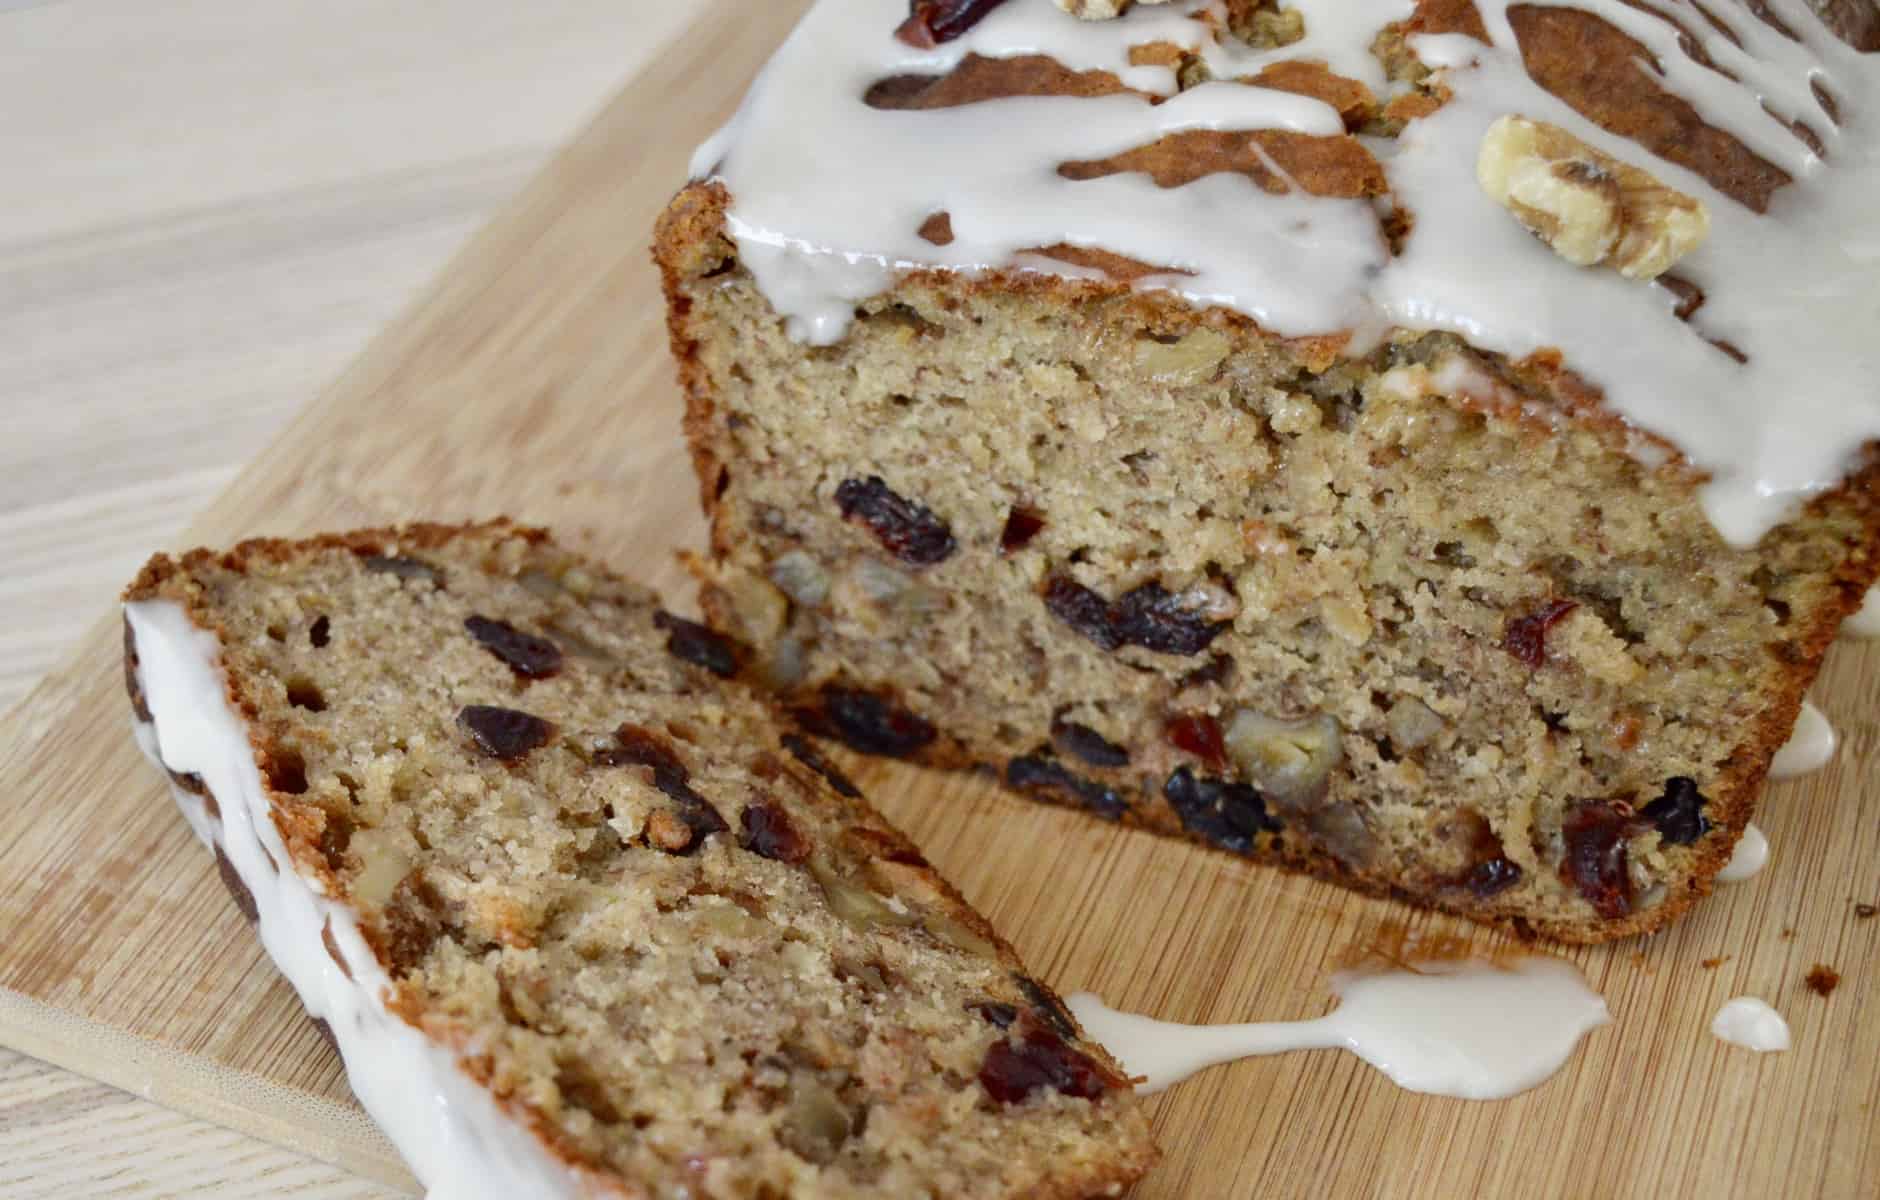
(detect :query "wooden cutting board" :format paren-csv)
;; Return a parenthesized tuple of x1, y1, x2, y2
(1, 2, 1875, 1194)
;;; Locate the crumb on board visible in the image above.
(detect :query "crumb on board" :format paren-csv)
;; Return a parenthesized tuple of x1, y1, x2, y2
(1804, 964, 1840, 998)
(1856, 902, 1877, 920)
(1699, 955, 1729, 970)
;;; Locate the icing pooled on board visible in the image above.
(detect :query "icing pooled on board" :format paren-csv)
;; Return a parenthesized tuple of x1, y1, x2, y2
(696, 0, 1880, 545)
(1711, 996, 1791, 1051)
(1066, 956, 1609, 1099)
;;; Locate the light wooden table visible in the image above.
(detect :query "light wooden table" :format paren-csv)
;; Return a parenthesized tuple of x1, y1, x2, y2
(0, 1, 694, 1193)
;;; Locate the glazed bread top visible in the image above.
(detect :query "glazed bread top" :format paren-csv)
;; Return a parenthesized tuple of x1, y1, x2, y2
(688, 0, 1880, 545)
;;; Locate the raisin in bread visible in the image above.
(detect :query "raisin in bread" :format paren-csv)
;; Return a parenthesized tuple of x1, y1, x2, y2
(657, 0, 1880, 942)
(122, 521, 1155, 1199)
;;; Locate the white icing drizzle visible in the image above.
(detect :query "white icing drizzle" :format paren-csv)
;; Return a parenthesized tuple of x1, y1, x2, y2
(1715, 822, 1770, 883)
(1710, 995, 1791, 1051)
(1066, 956, 1609, 1100)
(698, 0, 1880, 545)
(125, 601, 604, 1200)
(1843, 584, 1880, 639)
(1769, 699, 1836, 779)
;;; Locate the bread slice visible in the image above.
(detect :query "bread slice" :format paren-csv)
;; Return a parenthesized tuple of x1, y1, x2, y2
(122, 521, 1155, 1198)
(654, 1, 1880, 943)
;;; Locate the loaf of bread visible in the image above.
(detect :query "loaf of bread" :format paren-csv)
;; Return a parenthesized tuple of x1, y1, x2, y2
(123, 521, 1155, 1197)
(657, 0, 1880, 941)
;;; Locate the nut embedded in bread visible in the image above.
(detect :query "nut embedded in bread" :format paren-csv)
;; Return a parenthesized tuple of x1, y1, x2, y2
(122, 520, 1156, 1197)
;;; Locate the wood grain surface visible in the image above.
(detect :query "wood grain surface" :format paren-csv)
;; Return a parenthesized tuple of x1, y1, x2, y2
(2, 0, 1876, 1196)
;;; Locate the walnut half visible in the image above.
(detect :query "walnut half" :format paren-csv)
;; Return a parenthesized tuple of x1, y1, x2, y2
(1476, 115, 1709, 281)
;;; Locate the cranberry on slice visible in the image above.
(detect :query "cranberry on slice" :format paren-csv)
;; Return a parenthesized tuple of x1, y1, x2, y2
(465, 615, 562, 680)
(1050, 719, 1129, 768)
(1560, 801, 1642, 919)
(653, 611, 744, 678)
(979, 1028, 1120, 1105)
(740, 803, 811, 864)
(1639, 776, 1710, 845)
(895, 0, 1013, 48)
(459, 705, 555, 762)
(1165, 712, 1225, 770)
(1503, 599, 1578, 669)
(834, 476, 957, 566)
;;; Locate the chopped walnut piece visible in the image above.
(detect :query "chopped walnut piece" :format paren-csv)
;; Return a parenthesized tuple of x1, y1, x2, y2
(1055, 0, 1176, 18)
(1476, 115, 1709, 281)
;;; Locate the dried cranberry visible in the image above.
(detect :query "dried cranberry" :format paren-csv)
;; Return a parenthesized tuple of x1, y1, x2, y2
(1114, 582, 1230, 655)
(363, 555, 443, 587)
(1050, 719, 1129, 768)
(999, 507, 1046, 555)
(1503, 599, 1578, 668)
(895, 0, 1012, 48)
(1042, 575, 1122, 650)
(1465, 855, 1523, 898)
(1016, 976, 1079, 1041)
(1639, 777, 1710, 845)
(1560, 801, 1642, 920)
(465, 615, 563, 680)
(653, 611, 743, 678)
(978, 1028, 1118, 1105)
(1042, 575, 1228, 657)
(1450, 810, 1522, 898)
(600, 724, 727, 849)
(795, 688, 936, 759)
(739, 803, 811, 864)
(781, 732, 863, 799)
(1166, 712, 1226, 770)
(972, 1000, 1019, 1028)
(1005, 756, 1126, 820)
(600, 724, 687, 775)
(459, 705, 556, 762)
(1164, 767, 1277, 854)
(834, 476, 957, 566)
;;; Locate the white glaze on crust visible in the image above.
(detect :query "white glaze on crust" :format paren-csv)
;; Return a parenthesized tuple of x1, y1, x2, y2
(126, 600, 611, 1200)
(696, 0, 1880, 545)
(1066, 956, 1609, 1099)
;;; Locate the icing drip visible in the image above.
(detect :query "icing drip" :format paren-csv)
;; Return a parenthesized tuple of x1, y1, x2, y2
(1715, 822, 1769, 883)
(1843, 584, 1880, 639)
(1710, 996, 1790, 1051)
(1769, 700, 1836, 780)
(125, 602, 597, 1200)
(698, 0, 1880, 545)
(1066, 956, 1609, 1099)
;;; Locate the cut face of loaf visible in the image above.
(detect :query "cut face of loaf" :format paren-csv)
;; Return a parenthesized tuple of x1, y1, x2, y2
(122, 521, 1155, 1198)
(656, 181, 1880, 944)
